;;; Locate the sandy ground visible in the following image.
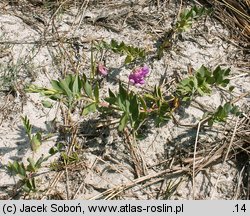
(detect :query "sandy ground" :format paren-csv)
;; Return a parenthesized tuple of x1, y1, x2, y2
(0, 1, 249, 200)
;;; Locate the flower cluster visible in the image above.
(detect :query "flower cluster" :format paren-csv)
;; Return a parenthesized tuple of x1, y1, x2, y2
(129, 65, 150, 86)
(97, 62, 108, 76)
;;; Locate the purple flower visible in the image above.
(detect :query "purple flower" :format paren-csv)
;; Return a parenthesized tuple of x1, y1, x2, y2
(140, 65, 150, 76)
(129, 65, 150, 86)
(97, 63, 108, 76)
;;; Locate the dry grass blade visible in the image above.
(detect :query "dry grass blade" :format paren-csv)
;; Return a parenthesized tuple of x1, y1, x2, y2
(192, 121, 201, 199)
(198, 0, 250, 43)
(89, 167, 189, 200)
(124, 128, 148, 177)
(234, 106, 250, 199)
(210, 117, 239, 199)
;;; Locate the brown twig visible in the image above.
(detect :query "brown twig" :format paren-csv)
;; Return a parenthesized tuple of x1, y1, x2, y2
(210, 117, 239, 199)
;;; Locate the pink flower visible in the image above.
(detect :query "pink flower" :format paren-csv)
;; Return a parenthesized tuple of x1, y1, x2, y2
(97, 63, 108, 76)
(129, 65, 150, 86)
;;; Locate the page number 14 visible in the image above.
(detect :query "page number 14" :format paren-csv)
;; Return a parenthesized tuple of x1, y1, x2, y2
(234, 204, 246, 213)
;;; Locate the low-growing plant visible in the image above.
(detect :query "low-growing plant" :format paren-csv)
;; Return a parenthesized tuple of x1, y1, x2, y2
(157, 6, 211, 59)
(175, 6, 211, 33)
(97, 39, 146, 64)
(104, 82, 142, 131)
(143, 85, 174, 126)
(20, 59, 242, 196)
(206, 102, 241, 126)
(104, 83, 178, 131)
(22, 115, 42, 152)
(7, 143, 61, 192)
(25, 63, 239, 135)
(26, 74, 99, 115)
(49, 143, 80, 171)
(0, 57, 34, 93)
(176, 65, 232, 101)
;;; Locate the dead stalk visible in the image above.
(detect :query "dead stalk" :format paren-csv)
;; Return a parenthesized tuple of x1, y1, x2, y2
(210, 117, 239, 199)
(192, 121, 201, 199)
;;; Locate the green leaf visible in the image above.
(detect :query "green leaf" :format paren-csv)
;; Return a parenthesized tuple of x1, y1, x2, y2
(208, 119, 214, 127)
(82, 102, 96, 115)
(182, 96, 190, 102)
(224, 68, 230, 76)
(31, 132, 42, 152)
(106, 39, 145, 63)
(22, 183, 31, 193)
(231, 105, 241, 116)
(197, 65, 210, 78)
(156, 86, 163, 99)
(22, 116, 32, 137)
(65, 74, 73, 86)
(41, 88, 60, 97)
(176, 6, 209, 32)
(110, 39, 119, 52)
(159, 102, 170, 115)
(84, 80, 93, 98)
(49, 143, 64, 155)
(224, 102, 232, 112)
(18, 162, 26, 178)
(180, 77, 191, 85)
(192, 76, 198, 89)
(139, 96, 147, 111)
(31, 178, 36, 191)
(213, 66, 223, 84)
(108, 89, 116, 98)
(13, 161, 20, 173)
(57, 143, 64, 150)
(125, 55, 133, 64)
(119, 83, 127, 102)
(144, 93, 155, 101)
(27, 158, 36, 172)
(49, 147, 57, 155)
(130, 95, 139, 121)
(125, 99, 131, 113)
(117, 96, 126, 111)
(118, 113, 128, 131)
(212, 66, 231, 87)
(8, 161, 18, 174)
(197, 87, 205, 96)
(105, 97, 117, 105)
(51, 80, 63, 92)
(94, 84, 99, 102)
(24, 178, 36, 192)
(153, 85, 158, 98)
(42, 100, 53, 108)
(221, 79, 230, 87)
(25, 84, 40, 93)
(72, 74, 80, 95)
(35, 155, 46, 169)
(58, 78, 73, 99)
(210, 102, 239, 124)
